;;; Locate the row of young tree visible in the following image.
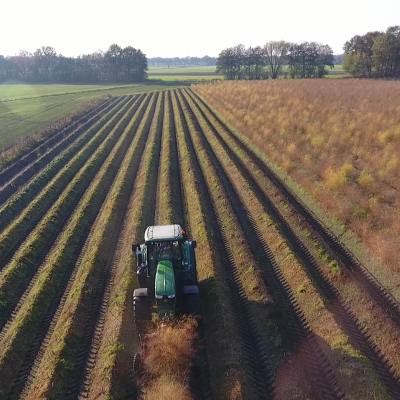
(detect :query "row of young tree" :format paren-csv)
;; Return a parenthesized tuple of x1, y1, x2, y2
(0, 44, 148, 83)
(216, 41, 335, 80)
(343, 26, 400, 78)
(148, 56, 217, 67)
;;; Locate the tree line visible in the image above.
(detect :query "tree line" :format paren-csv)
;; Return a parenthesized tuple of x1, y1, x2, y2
(216, 41, 335, 80)
(0, 44, 147, 83)
(148, 56, 217, 67)
(343, 26, 400, 78)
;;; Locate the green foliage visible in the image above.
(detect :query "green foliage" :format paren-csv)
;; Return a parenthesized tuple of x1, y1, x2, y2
(297, 284, 306, 293)
(58, 358, 74, 378)
(0, 291, 7, 312)
(343, 25, 400, 77)
(0, 44, 147, 84)
(343, 53, 367, 77)
(328, 260, 340, 274)
(104, 343, 125, 358)
(288, 42, 334, 78)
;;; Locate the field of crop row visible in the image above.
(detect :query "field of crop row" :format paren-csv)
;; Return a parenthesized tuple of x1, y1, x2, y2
(0, 87, 399, 400)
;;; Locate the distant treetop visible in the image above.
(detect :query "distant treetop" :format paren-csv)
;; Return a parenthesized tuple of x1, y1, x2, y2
(0, 44, 148, 83)
(216, 41, 335, 80)
(342, 25, 400, 78)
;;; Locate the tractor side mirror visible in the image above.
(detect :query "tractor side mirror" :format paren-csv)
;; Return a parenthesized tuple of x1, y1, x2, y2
(191, 240, 197, 249)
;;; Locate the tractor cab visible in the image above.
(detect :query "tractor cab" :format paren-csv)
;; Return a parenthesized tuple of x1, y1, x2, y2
(133, 224, 198, 321)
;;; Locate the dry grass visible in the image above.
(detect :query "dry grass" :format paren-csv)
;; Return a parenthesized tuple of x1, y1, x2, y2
(140, 318, 196, 400)
(143, 318, 197, 379)
(141, 376, 192, 400)
(182, 89, 382, 397)
(193, 80, 400, 273)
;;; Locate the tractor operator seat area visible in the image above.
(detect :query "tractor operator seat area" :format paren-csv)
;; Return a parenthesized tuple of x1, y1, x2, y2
(148, 241, 185, 274)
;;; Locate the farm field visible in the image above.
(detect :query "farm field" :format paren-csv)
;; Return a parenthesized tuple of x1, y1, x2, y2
(148, 66, 218, 74)
(193, 80, 400, 276)
(147, 65, 345, 74)
(0, 82, 184, 152)
(148, 75, 223, 81)
(0, 87, 400, 400)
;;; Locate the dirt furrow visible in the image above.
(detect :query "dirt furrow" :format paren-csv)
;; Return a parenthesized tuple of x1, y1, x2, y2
(0, 96, 114, 179)
(0, 96, 129, 235)
(0, 96, 141, 332)
(0, 95, 149, 400)
(188, 88, 400, 399)
(0, 96, 125, 206)
(185, 88, 400, 399)
(176, 90, 273, 400)
(85, 93, 165, 400)
(0, 96, 136, 273)
(22, 93, 158, 400)
(163, 91, 211, 400)
(180, 89, 344, 400)
(190, 89, 400, 333)
(78, 92, 163, 400)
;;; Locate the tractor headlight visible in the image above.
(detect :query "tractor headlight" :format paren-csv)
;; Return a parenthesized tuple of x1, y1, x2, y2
(167, 294, 175, 299)
(155, 294, 163, 299)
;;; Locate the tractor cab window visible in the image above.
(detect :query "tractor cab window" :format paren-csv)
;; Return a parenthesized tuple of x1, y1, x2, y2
(148, 241, 185, 273)
(172, 241, 182, 261)
(156, 242, 173, 261)
(147, 243, 158, 275)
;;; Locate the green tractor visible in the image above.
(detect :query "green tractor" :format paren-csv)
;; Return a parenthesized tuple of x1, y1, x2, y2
(132, 224, 200, 323)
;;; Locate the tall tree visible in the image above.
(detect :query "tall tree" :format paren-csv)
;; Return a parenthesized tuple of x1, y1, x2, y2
(372, 35, 390, 77)
(386, 26, 400, 76)
(32, 46, 58, 81)
(216, 47, 236, 80)
(121, 46, 147, 81)
(288, 42, 333, 78)
(244, 46, 265, 80)
(263, 41, 290, 79)
(105, 44, 123, 82)
(316, 43, 335, 78)
(343, 31, 383, 76)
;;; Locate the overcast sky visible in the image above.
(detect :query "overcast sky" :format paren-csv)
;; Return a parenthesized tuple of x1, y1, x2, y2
(1, 0, 399, 58)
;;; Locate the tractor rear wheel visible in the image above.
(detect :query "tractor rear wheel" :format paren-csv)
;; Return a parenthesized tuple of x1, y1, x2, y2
(185, 293, 201, 317)
(133, 353, 142, 374)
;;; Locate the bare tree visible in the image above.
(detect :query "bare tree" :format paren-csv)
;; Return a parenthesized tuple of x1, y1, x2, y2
(263, 41, 291, 79)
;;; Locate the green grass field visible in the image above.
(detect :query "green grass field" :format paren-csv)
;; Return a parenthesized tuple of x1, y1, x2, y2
(148, 75, 223, 81)
(0, 82, 183, 151)
(148, 66, 217, 74)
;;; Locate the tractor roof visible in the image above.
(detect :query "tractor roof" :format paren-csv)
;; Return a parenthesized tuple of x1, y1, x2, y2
(155, 260, 176, 296)
(144, 224, 183, 242)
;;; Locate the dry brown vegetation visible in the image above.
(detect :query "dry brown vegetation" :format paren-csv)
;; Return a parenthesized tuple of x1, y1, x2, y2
(141, 376, 192, 400)
(140, 318, 196, 400)
(193, 80, 400, 273)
